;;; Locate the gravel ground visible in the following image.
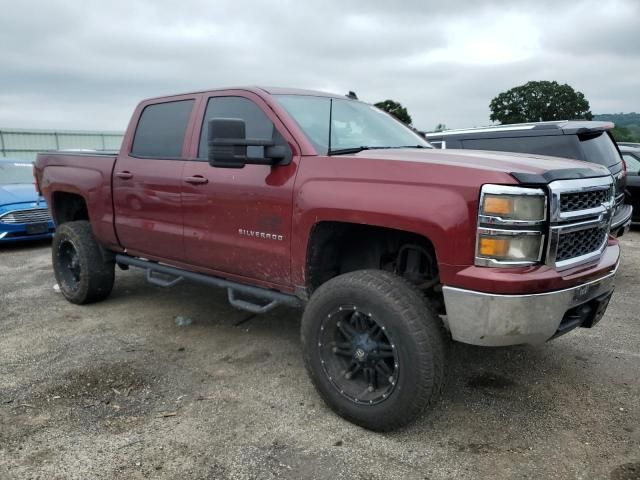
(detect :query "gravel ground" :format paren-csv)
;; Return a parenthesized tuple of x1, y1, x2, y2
(0, 233, 639, 480)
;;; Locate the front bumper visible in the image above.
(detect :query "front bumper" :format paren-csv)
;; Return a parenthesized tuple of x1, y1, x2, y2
(610, 203, 632, 237)
(0, 203, 55, 243)
(0, 221, 55, 242)
(442, 262, 618, 346)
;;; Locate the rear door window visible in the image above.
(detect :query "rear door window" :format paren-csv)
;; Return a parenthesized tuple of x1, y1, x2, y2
(461, 135, 582, 159)
(131, 100, 194, 158)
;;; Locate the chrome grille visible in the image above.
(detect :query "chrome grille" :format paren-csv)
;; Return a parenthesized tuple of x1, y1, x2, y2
(560, 187, 613, 212)
(556, 227, 608, 262)
(547, 176, 614, 270)
(0, 208, 51, 224)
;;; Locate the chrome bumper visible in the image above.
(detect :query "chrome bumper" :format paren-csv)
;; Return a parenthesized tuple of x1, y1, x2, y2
(610, 203, 632, 237)
(442, 264, 618, 347)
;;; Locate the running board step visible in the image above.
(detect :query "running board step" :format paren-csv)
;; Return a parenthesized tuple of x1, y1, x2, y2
(115, 254, 303, 313)
(146, 269, 183, 288)
(227, 289, 278, 314)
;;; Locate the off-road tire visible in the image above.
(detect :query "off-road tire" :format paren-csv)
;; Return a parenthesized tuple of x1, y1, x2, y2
(301, 269, 446, 431)
(52, 220, 115, 304)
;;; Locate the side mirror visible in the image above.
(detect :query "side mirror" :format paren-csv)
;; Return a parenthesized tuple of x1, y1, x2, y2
(207, 118, 290, 168)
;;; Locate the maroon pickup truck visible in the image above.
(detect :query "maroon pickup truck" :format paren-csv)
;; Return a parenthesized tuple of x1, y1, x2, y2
(35, 87, 620, 431)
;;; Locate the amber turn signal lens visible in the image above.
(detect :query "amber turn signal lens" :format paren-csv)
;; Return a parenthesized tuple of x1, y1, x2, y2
(483, 196, 513, 215)
(478, 237, 509, 257)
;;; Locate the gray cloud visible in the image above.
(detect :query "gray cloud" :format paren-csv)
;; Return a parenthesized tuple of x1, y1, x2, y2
(0, 0, 638, 131)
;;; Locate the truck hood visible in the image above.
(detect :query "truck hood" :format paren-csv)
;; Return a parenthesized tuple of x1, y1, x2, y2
(0, 183, 42, 207)
(352, 148, 611, 182)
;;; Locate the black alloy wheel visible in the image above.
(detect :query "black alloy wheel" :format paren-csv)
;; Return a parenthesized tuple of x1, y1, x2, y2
(318, 305, 399, 405)
(57, 239, 82, 292)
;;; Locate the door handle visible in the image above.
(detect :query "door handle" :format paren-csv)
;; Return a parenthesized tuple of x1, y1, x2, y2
(184, 175, 209, 185)
(116, 171, 134, 180)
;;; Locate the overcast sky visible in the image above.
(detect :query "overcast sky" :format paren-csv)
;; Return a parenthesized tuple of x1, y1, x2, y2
(1, 0, 638, 132)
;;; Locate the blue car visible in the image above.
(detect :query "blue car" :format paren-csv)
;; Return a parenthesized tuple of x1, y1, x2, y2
(0, 158, 55, 242)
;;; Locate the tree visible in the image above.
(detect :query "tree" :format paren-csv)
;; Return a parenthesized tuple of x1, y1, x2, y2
(374, 100, 413, 125)
(489, 81, 593, 124)
(611, 125, 640, 142)
(595, 113, 640, 142)
(423, 123, 448, 133)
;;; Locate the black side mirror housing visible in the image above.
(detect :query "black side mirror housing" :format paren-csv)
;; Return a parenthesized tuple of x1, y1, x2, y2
(207, 118, 291, 169)
(207, 118, 248, 168)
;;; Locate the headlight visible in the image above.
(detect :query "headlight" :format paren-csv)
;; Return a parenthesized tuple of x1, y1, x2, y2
(477, 230, 543, 264)
(476, 185, 547, 267)
(480, 184, 546, 223)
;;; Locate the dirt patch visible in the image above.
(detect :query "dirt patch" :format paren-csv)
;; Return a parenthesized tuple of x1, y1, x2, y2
(467, 372, 516, 389)
(611, 462, 640, 480)
(233, 439, 346, 480)
(0, 410, 50, 446)
(222, 349, 272, 365)
(42, 362, 147, 401)
(1, 362, 163, 447)
(449, 440, 501, 454)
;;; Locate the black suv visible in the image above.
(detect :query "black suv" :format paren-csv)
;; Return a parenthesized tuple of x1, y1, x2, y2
(619, 145, 640, 224)
(425, 121, 632, 237)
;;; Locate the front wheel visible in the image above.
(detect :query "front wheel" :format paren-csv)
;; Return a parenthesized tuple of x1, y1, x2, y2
(300, 270, 446, 431)
(52, 220, 115, 304)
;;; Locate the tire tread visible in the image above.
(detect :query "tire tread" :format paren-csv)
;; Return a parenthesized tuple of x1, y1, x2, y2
(301, 269, 447, 431)
(52, 220, 114, 304)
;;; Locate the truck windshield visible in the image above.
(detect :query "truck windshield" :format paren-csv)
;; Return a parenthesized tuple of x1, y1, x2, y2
(275, 95, 430, 155)
(0, 161, 34, 185)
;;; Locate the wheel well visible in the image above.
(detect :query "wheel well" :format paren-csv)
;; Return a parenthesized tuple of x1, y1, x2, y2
(52, 192, 89, 225)
(306, 222, 439, 293)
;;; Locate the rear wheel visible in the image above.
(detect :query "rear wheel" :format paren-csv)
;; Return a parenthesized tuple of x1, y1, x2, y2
(52, 220, 115, 304)
(301, 270, 446, 431)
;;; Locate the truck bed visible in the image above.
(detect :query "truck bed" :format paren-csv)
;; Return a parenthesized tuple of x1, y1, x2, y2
(35, 151, 121, 250)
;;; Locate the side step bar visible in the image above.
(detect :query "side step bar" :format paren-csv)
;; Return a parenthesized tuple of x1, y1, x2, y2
(115, 254, 303, 314)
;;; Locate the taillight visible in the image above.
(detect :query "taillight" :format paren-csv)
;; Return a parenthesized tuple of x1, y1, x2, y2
(621, 157, 628, 174)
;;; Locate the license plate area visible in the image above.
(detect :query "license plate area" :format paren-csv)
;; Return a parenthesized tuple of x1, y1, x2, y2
(572, 281, 602, 303)
(26, 222, 49, 235)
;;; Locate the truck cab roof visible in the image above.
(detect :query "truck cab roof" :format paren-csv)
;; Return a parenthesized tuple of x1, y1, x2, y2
(141, 86, 346, 103)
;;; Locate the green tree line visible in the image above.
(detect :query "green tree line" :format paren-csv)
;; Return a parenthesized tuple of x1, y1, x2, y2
(593, 113, 640, 142)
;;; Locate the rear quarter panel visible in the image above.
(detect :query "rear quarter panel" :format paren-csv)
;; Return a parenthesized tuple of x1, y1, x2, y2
(35, 153, 120, 249)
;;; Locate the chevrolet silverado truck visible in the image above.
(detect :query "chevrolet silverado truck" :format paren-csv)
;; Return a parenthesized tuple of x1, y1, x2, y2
(35, 87, 620, 431)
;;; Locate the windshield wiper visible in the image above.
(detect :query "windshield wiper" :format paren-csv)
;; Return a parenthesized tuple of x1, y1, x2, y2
(389, 145, 430, 149)
(328, 146, 392, 156)
(328, 145, 430, 155)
